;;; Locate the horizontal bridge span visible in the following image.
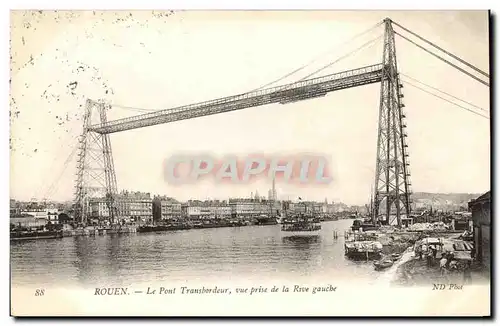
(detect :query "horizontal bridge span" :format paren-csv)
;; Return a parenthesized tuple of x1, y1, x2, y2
(89, 63, 384, 134)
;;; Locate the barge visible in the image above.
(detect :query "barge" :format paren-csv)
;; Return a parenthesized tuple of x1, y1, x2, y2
(10, 230, 63, 241)
(344, 240, 383, 260)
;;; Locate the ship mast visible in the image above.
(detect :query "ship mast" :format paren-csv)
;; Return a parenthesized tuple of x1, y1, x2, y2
(369, 185, 374, 223)
(370, 192, 373, 215)
(269, 175, 276, 218)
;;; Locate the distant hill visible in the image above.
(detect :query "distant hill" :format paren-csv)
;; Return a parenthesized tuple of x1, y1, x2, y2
(411, 192, 484, 206)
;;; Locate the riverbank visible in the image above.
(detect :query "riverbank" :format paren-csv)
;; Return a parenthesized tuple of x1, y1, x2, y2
(391, 256, 490, 287)
(380, 231, 489, 287)
(10, 217, 351, 241)
(347, 225, 486, 287)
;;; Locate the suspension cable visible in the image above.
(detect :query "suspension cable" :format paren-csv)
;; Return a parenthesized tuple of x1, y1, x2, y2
(403, 80, 489, 119)
(299, 34, 382, 81)
(400, 72, 488, 113)
(111, 32, 384, 113)
(392, 21, 489, 78)
(34, 131, 78, 200)
(112, 21, 384, 112)
(395, 32, 489, 87)
(43, 143, 79, 199)
(252, 21, 384, 91)
(111, 104, 160, 112)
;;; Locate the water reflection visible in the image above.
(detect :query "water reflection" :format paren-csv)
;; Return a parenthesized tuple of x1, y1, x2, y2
(11, 220, 371, 287)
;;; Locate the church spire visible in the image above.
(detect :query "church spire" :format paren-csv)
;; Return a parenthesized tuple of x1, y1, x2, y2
(272, 175, 276, 200)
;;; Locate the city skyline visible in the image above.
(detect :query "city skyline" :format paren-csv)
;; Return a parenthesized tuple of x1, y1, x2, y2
(10, 11, 490, 206)
(10, 187, 480, 207)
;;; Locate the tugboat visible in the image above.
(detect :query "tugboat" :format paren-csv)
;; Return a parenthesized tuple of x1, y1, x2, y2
(280, 200, 321, 237)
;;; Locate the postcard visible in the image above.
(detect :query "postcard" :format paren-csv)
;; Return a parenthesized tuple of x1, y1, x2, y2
(9, 10, 491, 316)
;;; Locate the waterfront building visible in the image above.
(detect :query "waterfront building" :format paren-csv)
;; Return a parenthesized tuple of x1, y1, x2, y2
(153, 196, 182, 222)
(19, 206, 59, 223)
(161, 201, 182, 220)
(10, 215, 46, 228)
(288, 201, 316, 214)
(11, 202, 60, 227)
(321, 202, 337, 214)
(229, 198, 271, 218)
(182, 200, 232, 220)
(89, 190, 153, 223)
(212, 204, 232, 219)
(312, 203, 323, 213)
(181, 203, 199, 219)
(10, 199, 20, 215)
(117, 191, 152, 223)
(468, 191, 491, 270)
(89, 200, 110, 219)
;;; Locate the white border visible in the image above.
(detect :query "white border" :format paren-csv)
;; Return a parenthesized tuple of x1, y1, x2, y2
(2, 1, 497, 325)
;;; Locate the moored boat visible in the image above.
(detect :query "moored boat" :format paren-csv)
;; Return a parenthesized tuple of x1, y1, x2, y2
(390, 253, 402, 261)
(344, 240, 383, 259)
(374, 258, 394, 271)
(350, 219, 379, 232)
(256, 214, 278, 225)
(10, 230, 63, 241)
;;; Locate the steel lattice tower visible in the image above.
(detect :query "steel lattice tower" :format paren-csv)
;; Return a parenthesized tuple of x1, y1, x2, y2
(372, 19, 412, 226)
(74, 99, 119, 224)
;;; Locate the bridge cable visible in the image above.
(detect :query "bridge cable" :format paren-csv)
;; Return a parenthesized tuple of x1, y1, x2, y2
(45, 144, 79, 198)
(43, 143, 79, 199)
(33, 131, 79, 200)
(252, 21, 383, 91)
(395, 32, 489, 87)
(400, 72, 488, 113)
(402, 79, 489, 119)
(111, 104, 160, 113)
(392, 21, 489, 78)
(299, 34, 383, 81)
(111, 29, 384, 114)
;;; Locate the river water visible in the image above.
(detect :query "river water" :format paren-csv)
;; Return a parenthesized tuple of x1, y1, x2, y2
(11, 219, 385, 288)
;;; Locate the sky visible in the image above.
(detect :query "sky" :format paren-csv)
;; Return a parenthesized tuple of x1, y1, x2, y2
(9, 10, 490, 205)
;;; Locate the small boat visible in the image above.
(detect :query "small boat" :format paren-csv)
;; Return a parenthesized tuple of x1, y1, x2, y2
(374, 258, 394, 271)
(391, 253, 402, 261)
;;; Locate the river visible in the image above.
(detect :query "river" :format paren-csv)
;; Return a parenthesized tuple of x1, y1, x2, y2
(11, 219, 385, 287)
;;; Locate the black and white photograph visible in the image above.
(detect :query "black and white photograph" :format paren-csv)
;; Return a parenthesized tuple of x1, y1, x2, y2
(9, 9, 491, 316)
